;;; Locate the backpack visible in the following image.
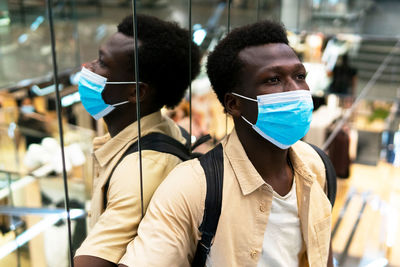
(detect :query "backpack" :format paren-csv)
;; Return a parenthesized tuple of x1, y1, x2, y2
(103, 132, 336, 267)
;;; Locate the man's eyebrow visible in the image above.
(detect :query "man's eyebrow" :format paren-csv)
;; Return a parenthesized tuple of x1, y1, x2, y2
(292, 63, 307, 71)
(98, 46, 110, 58)
(263, 63, 305, 72)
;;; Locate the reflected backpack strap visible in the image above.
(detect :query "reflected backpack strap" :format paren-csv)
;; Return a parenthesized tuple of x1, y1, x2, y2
(192, 144, 224, 267)
(178, 125, 212, 152)
(137, 132, 191, 162)
(103, 132, 191, 210)
(308, 143, 337, 207)
(179, 126, 191, 149)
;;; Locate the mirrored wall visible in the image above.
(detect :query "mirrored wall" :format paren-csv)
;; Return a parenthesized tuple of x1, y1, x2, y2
(1, 0, 400, 266)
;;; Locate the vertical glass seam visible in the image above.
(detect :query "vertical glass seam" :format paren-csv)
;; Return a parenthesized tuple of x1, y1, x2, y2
(189, 0, 193, 152)
(46, 0, 74, 265)
(130, 0, 144, 219)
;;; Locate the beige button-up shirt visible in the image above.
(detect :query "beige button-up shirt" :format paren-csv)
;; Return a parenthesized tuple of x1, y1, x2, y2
(75, 111, 186, 263)
(120, 129, 332, 267)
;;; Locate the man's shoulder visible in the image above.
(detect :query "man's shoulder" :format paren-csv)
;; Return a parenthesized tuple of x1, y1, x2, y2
(293, 141, 324, 165)
(148, 158, 207, 224)
(161, 158, 206, 187)
(292, 141, 326, 184)
(152, 158, 207, 205)
(111, 149, 183, 186)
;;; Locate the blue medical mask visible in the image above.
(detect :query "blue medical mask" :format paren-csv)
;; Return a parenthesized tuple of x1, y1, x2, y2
(78, 67, 138, 120)
(21, 105, 35, 114)
(232, 90, 313, 149)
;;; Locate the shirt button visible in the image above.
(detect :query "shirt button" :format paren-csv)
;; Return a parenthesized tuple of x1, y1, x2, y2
(87, 211, 91, 217)
(259, 204, 265, 212)
(250, 250, 257, 258)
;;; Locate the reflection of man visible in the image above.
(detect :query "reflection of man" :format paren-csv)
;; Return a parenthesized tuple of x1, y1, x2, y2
(74, 14, 200, 267)
(17, 96, 51, 148)
(119, 20, 333, 267)
(329, 53, 358, 107)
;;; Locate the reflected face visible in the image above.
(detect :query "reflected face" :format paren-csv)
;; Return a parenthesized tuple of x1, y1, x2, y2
(86, 32, 135, 103)
(234, 43, 309, 123)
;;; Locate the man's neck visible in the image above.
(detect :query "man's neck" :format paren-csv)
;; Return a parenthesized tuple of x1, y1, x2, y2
(235, 123, 293, 196)
(104, 106, 159, 138)
(105, 116, 136, 138)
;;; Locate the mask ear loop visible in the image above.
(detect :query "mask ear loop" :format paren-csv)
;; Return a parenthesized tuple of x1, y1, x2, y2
(88, 80, 138, 108)
(112, 101, 130, 107)
(231, 92, 258, 102)
(106, 81, 140, 107)
(240, 115, 254, 127)
(230, 92, 258, 127)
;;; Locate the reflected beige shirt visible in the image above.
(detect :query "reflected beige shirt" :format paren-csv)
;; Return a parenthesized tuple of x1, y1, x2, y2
(120, 129, 332, 267)
(75, 111, 185, 263)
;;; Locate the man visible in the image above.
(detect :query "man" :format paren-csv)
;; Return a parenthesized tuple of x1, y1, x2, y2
(328, 53, 358, 108)
(74, 14, 200, 266)
(17, 95, 51, 148)
(119, 20, 333, 267)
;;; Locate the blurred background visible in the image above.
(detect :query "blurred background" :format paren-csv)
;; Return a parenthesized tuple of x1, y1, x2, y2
(0, 0, 400, 266)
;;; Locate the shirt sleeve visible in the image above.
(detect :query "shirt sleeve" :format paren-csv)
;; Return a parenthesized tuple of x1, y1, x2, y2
(119, 160, 206, 267)
(75, 152, 176, 263)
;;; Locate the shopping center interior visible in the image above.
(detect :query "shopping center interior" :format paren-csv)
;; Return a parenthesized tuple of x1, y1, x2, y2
(0, 0, 400, 266)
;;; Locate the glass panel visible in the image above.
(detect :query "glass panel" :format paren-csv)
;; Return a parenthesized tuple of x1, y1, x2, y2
(0, 1, 93, 263)
(189, 0, 232, 143)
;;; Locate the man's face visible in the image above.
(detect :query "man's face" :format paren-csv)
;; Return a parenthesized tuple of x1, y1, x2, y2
(86, 32, 135, 104)
(235, 43, 309, 123)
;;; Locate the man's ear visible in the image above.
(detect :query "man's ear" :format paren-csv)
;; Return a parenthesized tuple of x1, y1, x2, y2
(225, 93, 242, 118)
(128, 82, 150, 103)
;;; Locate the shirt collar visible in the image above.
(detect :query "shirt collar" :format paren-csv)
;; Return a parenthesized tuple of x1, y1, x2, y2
(224, 129, 315, 196)
(289, 142, 316, 186)
(224, 129, 266, 195)
(94, 111, 163, 167)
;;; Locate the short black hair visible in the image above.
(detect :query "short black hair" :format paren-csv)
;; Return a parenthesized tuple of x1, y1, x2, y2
(118, 14, 201, 109)
(207, 20, 288, 106)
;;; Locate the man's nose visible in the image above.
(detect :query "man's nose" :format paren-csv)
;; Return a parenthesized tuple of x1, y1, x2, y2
(83, 60, 96, 71)
(285, 78, 304, 92)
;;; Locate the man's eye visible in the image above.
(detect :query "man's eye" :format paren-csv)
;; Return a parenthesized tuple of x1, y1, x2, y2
(98, 59, 106, 67)
(297, 73, 307, 80)
(266, 77, 279, 83)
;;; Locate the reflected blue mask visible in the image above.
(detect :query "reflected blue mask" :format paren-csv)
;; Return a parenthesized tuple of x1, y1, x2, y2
(78, 67, 137, 120)
(21, 105, 35, 114)
(232, 90, 313, 149)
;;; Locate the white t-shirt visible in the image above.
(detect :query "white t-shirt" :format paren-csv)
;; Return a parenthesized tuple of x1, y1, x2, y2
(257, 179, 303, 267)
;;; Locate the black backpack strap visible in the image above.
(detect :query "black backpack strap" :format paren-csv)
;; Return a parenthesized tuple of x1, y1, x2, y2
(103, 132, 191, 210)
(178, 125, 212, 152)
(137, 132, 191, 162)
(179, 126, 191, 149)
(308, 143, 337, 207)
(192, 144, 224, 267)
